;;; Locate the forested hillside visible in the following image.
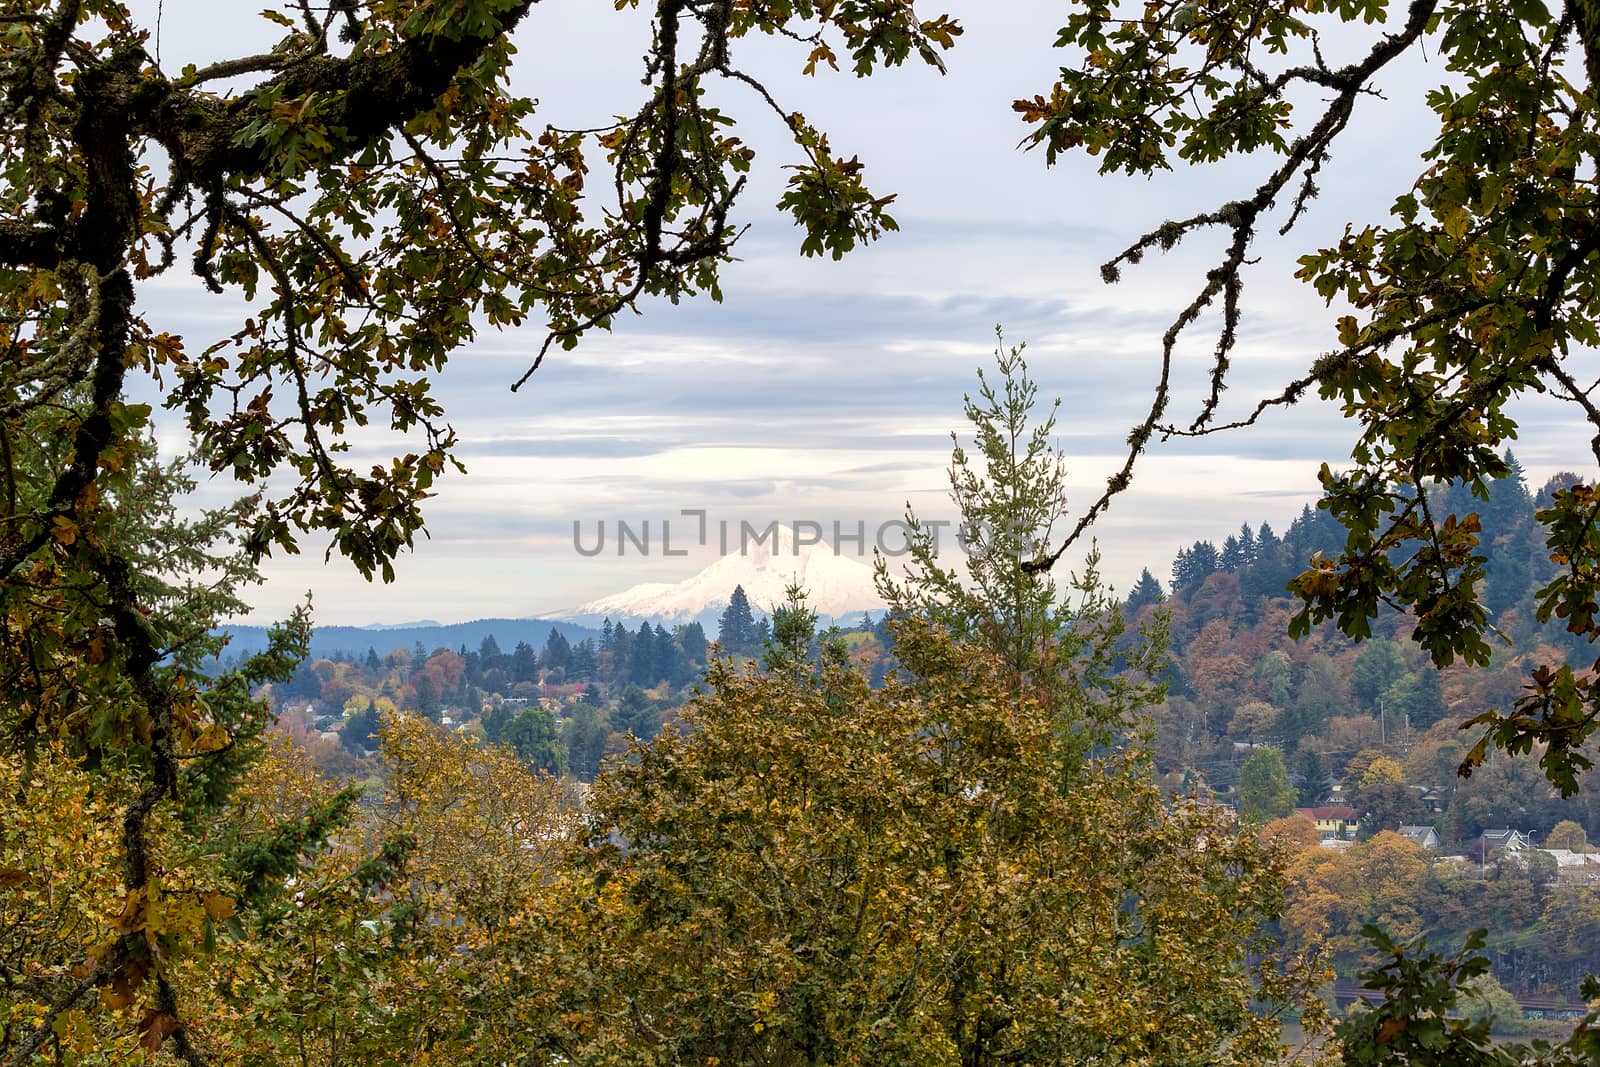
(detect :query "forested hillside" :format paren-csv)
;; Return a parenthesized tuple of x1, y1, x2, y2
(1140, 455, 1594, 833)
(1123, 457, 1600, 1006)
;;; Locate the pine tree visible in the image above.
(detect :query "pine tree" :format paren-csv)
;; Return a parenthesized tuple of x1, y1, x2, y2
(1292, 750, 1332, 807)
(631, 621, 660, 686)
(571, 640, 598, 681)
(1126, 568, 1164, 613)
(718, 586, 759, 656)
(876, 331, 1168, 765)
(1237, 522, 1257, 568)
(511, 641, 540, 683)
(1172, 540, 1219, 597)
(653, 624, 682, 686)
(412, 674, 441, 721)
(1220, 534, 1245, 573)
(612, 685, 662, 741)
(564, 703, 612, 781)
(678, 622, 709, 666)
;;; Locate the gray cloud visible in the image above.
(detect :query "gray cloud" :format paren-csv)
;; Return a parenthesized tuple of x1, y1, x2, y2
(113, 0, 1598, 625)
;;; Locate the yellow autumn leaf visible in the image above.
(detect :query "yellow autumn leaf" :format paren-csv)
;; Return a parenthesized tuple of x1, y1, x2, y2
(194, 722, 231, 752)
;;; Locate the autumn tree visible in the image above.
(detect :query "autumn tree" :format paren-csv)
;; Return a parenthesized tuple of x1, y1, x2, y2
(1015, 0, 1600, 796)
(180, 715, 575, 1063)
(1261, 813, 1323, 853)
(0, 0, 961, 1056)
(1546, 819, 1590, 851)
(560, 597, 1323, 1065)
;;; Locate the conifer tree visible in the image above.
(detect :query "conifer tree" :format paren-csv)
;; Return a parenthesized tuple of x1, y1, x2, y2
(1126, 568, 1165, 613)
(717, 585, 759, 656)
(878, 330, 1168, 763)
(1292, 749, 1332, 808)
(1221, 534, 1245, 573)
(678, 621, 710, 666)
(612, 684, 662, 741)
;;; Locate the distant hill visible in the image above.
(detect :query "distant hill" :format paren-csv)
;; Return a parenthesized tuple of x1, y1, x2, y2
(217, 617, 603, 661)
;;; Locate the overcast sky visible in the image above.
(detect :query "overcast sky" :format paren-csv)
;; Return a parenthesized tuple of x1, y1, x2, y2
(125, 1, 1594, 625)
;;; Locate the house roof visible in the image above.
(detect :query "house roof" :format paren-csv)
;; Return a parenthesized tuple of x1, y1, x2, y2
(1296, 805, 1358, 821)
(1542, 849, 1600, 868)
(1481, 828, 1528, 840)
(1398, 825, 1439, 844)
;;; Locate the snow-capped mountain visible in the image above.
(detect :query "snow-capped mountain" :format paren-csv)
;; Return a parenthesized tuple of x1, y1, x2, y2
(561, 525, 886, 629)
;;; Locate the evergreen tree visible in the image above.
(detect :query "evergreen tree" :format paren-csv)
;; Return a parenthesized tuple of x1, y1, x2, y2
(1285, 655, 1348, 747)
(571, 640, 598, 681)
(1172, 540, 1219, 597)
(1238, 747, 1297, 822)
(1126, 568, 1164, 613)
(604, 626, 630, 688)
(718, 586, 759, 656)
(481, 701, 515, 744)
(679, 622, 709, 666)
(1220, 534, 1245, 573)
(1292, 749, 1332, 807)
(1384, 668, 1447, 732)
(1483, 519, 1535, 619)
(365, 647, 381, 672)
(1481, 450, 1533, 536)
(480, 634, 503, 663)
(412, 674, 441, 721)
(1254, 651, 1293, 708)
(542, 628, 573, 673)
(631, 621, 660, 685)
(342, 704, 381, 754)
(876, 332, 1168, 765)
(512, 640, 540, 684)
(1352, 639, 1406, 713)
(612, 684, 662, 741)
(654, 623, 683, 686)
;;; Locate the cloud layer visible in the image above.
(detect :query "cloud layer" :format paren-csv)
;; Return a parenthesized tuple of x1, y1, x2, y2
(121, 0, 1597, 625)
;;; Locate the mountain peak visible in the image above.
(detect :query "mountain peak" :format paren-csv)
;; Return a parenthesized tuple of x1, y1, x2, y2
(561, 525, 885, 628)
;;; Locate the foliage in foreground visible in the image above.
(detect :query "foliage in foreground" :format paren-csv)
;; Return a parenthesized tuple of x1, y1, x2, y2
(1339, 926, 1600, 1067)
(1019, 0, 1600, 800)
(561, 609, 1323, 1065)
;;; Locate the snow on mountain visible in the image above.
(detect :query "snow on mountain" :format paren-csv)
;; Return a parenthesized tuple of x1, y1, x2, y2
(561, 525, 886, 629)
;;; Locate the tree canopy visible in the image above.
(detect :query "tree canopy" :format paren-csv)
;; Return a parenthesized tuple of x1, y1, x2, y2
(0, 0, 959, 1057)
(1017, 0, 1600, 794)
